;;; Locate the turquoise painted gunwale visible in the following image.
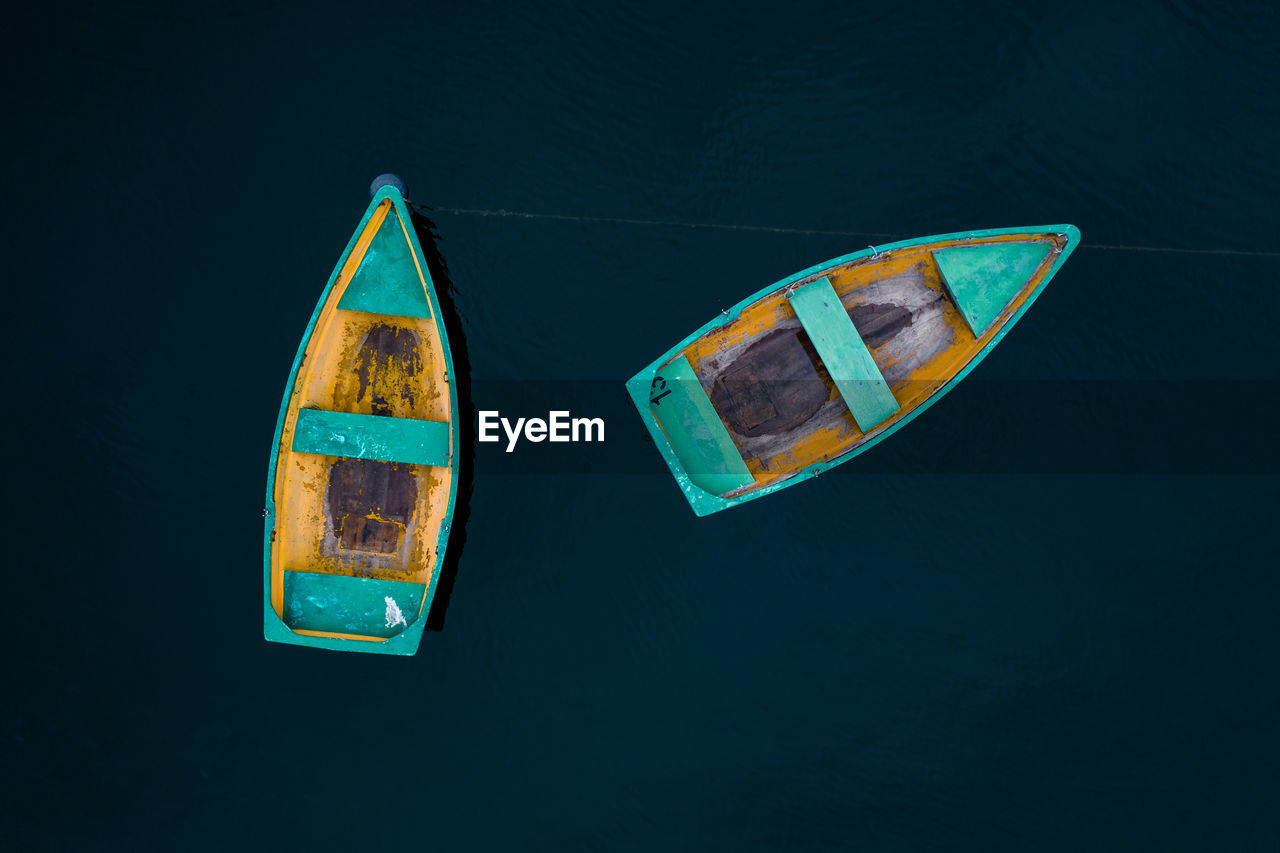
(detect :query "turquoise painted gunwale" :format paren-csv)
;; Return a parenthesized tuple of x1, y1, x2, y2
(263, 185, 461, 655)
(625, 224, 1080, 517)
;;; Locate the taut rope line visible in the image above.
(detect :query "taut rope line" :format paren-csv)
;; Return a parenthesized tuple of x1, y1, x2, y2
(421, 205, 1280, 258)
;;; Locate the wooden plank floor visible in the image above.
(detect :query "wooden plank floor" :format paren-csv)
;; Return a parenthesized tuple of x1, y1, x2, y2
(690, 255, 961, 478)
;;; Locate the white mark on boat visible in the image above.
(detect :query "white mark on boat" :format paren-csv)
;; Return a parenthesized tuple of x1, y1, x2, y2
(385, 596, 407, 629)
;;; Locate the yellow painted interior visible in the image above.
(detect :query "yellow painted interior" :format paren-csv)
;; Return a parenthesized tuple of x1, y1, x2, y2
(677, 232, 1068, 495)
(269, 201, 454, 640)
(292, 628, 390, 643)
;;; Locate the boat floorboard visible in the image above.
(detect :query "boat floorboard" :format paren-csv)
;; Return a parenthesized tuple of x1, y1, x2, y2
(328, 457, 417, 559)
(276, 308, 450, 585)
(687, 254, 963, 479)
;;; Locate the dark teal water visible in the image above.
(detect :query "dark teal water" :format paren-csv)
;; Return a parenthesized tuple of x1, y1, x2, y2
(6, 1, 1280, 848)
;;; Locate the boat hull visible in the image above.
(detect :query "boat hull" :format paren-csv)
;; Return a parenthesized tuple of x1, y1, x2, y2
(264, 186, 459, 654)
(627, 225, 1080, 516)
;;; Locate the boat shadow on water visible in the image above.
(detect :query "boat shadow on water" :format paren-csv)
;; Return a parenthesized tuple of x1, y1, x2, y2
(410, 206, 474, 632)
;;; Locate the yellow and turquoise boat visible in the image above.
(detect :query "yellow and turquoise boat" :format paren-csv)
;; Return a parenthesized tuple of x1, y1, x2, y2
(627, 225, 1080, 516)
(264, 177, 459, 654)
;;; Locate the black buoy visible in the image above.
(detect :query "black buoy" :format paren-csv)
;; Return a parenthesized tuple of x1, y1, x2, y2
(370, 173, 408, 198)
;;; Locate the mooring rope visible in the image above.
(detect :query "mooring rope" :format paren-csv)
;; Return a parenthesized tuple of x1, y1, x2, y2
(420, 205, 1280, 258)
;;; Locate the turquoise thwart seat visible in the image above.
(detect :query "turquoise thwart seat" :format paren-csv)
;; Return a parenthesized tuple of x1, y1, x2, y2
(649, 355, 755, 496)
(932, 241, 1052, 336)
(337, 206, 434, 319)
(283, 571, 425, 638)
(788, 277, 899, 432)
(292, 408, 450, 466)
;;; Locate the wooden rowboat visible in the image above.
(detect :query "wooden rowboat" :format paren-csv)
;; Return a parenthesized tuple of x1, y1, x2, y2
(626, 225, 1080, 516)
(264, 180, 459, 654)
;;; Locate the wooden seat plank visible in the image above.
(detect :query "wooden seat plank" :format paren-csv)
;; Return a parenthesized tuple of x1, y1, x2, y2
(292, 408, 450, 466)
(788, 276, 899, 432)
(649, 355, 755, 496)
